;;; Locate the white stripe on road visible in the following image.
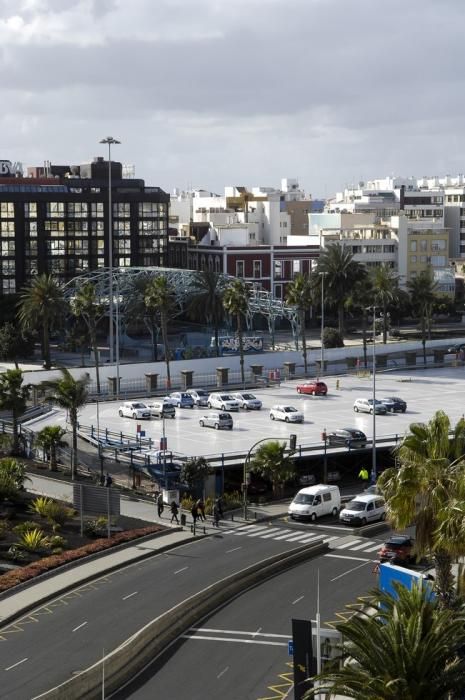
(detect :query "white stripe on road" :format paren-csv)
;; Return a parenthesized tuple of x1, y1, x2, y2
(292, 596, 304, 605)
(72, 621, 88, 632)
(334, 539, 362, 548)
(122, 591, 138, 600)
(225, 546, 242, 553)
(5, 658, 28, 671)
(260, 529, 286, 539)
(191, 628, 289, 638)
(331, 560, 372, 582)
(325, 553, 372, 562)
(295, 535, 323, 544)
(217, 666, 229, 679)
(245, 526, 274, 536)
(284, 532, 319, 542)
(272, 529, 296, 540)
(182, 634, 287, 647)
(174, 567, 189, 575)
(362, 543, 383, 552)
(349, 541, 376, 551)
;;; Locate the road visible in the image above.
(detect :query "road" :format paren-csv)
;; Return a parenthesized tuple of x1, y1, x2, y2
(117, 538, 378, 700)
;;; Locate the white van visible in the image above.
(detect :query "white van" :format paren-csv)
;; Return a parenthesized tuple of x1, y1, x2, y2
(339, 494, 386, 526)
(288, 484, 341, 521)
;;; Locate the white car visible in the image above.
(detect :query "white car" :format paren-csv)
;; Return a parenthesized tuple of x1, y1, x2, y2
(118, 401, 151, 419)
(207, 392, 241, 411)
(232, 392, 262, 410)
(270, 405, 304, 423)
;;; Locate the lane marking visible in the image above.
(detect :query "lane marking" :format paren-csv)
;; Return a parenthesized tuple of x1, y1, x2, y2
(284, 532, 319, 542)
(245, 527, 273, 536)
(182, 634, 287, 646)
(217, 666, 229, 679)
(325, 553, 372, 562)
(271, 529, 296, 540)
(253, 627, 262, 637)
(330, 560, 371, 582)
(349, 541, 376, 551)
(297, 535, 322, 544)
(225, 546, 242, 553)
(191, 628, 289, 638)
(122, 591, 138, 600)
(363, 543, 383, 552)
(292, 596, 304, 605)
(5, 657, 28, 671)
(72, 621, 88, 632)
(334, 539, 362, 548)
(174, 566, 188, 575)
(260, 530, 286, 539)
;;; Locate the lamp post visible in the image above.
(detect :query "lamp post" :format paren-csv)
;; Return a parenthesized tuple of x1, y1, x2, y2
(321, 427, 328, 484)
(369, 306, 377, 484)
(319, 272, 327, 376)
(100, 136, 121, 364)
(243, 435, 295, 520)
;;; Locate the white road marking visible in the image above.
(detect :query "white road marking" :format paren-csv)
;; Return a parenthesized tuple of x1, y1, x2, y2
(284, 532, 319, 542)
(292, 596, 304, 605)
(253, 627, 262, 637)
(349, 541, 376, 551)
(245, 526, 273, 536)
(217, 666, 229, 679)
(122, 591, 138, 600)
(334, 539, 362, 548)
(191, 628, 289, 638)
(363, 543, 383, 552)
(260, 529, 285, 539)
(225, 546, 242, 553)
(72, 621, 88, 632)
(182, 634, 287, 646)
(295, 534, 322, 544)
(325, 553, 372, 562)
(272, 529, 296, 540)
(330, 560, 371, 582)
(5, 658, 28, 671)
(174, 567, 188, 575)
(323, 536, 339, 543)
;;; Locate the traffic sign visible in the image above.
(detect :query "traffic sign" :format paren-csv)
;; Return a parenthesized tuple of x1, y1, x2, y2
(288, 640, 294, 656)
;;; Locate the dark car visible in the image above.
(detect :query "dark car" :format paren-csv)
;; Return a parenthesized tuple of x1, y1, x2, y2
(380, 396, 407, 413)
(447, 342, 465, 354)
(327, 428, 367, 449)
(378, 535, 414, 565)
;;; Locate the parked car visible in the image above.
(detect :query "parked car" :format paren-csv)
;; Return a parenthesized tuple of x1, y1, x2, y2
(288, 484, 341, 521)
(270, 405, 304, 423)
(199, 411, 233, 430)
(380, 396, 407, 413)
(378, 535, 414, 565)
(169, 391, 194, 408)
(327, 428, 367, 449)
(296, 381, 328, 396)
(146, 399, 176, 419)
(208, 392, 241, 411)
(118, 401, 151, 420)
(186, 389, 209, 407)
(353, 398, 388, 415)
(339, 494, 386, 526)
(231, 392, 262, 410)
(447, 342, 465, 354)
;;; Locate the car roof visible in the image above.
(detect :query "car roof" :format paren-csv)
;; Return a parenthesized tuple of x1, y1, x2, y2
(386, 535, 411, 544)
(350, 494, 384, 503)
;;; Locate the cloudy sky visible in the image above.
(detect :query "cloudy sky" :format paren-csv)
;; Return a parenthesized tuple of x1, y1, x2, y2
(0, 0, 463, 197)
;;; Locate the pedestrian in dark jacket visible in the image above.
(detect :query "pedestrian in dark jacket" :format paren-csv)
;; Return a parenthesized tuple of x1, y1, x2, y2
(104, 472, 113, 487)
(212, 502, 220, 527)
(157, 492, 164, 518)
(215, 497, 224, 519)
(191, 501, 199, 525)
(196, 499, 206, 521)
(170, 500, 179, 524)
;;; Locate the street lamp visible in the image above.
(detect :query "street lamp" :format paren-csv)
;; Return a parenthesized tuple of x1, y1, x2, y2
(100, 136, 121, 364)
(243, 435, 296, 520)
(368, 306, 377, 484)
(319, 272, 327, 376)
(321, 427, 328, 484)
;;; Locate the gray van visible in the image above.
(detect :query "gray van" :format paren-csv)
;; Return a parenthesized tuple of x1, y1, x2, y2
(147, 399, 176, 419)
(199, 412, 233, 430)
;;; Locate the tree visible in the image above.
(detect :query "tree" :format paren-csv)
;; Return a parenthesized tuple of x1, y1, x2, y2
(223, 279, 250, 385)
(187, 271, 226, 357)
(378, 410, 465, 607)
(0, 457, 27, 502)
(286, 274, 312, 374)
(125, 274, 161, 362)
(407, 268, 438, 366)
(71, 282, 105, 395)
(249, 441, 295, 496)
(144, 275, 176, 386)
(0, 322, 35, 367)
(35, 425, 67, 471)
(18, 273, 67, 369)
(371, 265, 399, 344)
(306, 582, 465, 700)
(0, 369, 30, 455)
(345, 275, 376, 368)
(41, 369, 89, 480)
(316, 244, 366, 336)
(180, 456, 210, 497)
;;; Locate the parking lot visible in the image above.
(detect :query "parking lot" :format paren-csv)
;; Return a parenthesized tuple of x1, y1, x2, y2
(29, 365, 465, 460)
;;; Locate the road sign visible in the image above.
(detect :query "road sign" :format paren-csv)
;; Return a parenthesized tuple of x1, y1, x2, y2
(288, 640, 294, 656)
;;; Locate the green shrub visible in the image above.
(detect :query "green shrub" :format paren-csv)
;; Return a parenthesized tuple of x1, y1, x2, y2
(83, 516, 108, 537)
(29, 496, 54, 518)
(16, 528, 49, 552)
(43, 502, 74, 530)
(48, 535, 66, 549)
(323, 327, 344, 348)
(13, 521, 39, 535)
(5, 545, 25, 561)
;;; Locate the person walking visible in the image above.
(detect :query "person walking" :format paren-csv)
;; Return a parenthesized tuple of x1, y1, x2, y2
(196, 499, 206, 521)
(191, 501, 199, 526)
(157, 492, 164, 518)
(104, 472, 113, 488)
(215, 496, 224, 519)
(212, 501, 220, 527)
(358, 467, 369, 486)
(170, 500, 179, 524)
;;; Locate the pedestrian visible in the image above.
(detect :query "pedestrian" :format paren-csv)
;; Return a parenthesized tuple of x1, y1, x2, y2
(191, 501, 199, 526)
(212, 501, 220, 527)
(157, 492, 164, 518)
(104, 472, 113, 488)
(170, 500, 179, 524)
(215, 496, 224, 519)
(358, 467, 369, 485)
(196, 499, 206, 521)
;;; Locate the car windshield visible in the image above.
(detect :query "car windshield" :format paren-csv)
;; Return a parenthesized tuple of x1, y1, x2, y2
(132, 403, 146, 409)
(294, 494, 315, 505)
(242, 394, 255, 400)
(284, 407, 297, 412)
(220, 394, 233, 400)
(197, 390, 208, 396)
(368, 399, 383, 405)
(346, 500, 366, 512)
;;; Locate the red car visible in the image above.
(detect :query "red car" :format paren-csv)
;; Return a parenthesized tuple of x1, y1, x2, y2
(296, 381, 328, 396)
(378, 535, 414, 565)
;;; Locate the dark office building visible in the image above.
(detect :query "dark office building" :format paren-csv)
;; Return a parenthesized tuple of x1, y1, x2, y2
(0, 157, 169, 294)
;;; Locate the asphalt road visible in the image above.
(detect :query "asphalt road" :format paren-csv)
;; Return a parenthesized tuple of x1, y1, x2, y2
(0, 531, 330, 699)
(27, 366, 465, 460)
(117, 548, 376, 700)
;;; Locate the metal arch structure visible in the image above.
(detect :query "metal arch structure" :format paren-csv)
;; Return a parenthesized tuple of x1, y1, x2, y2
(64, 267, 300, 343)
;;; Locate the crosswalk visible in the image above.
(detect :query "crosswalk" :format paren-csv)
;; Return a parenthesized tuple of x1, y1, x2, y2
(221, 523, 382, 555)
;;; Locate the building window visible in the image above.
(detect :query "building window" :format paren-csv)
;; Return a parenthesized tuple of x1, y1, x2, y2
(0, 203, 14, 218)
(420, 255, 427, 263)
(410, 241, 417, 252)
(24, 203, 37, 218)
(431, 255, 446, 266)
(274, 283, 282, 299)
(139, 202, 164, 217)
(0, 221, 14, 237)
(275, 260, 283, 279)
(67, 202, 88, 218)
(114, 202, 130, 218)
(116, 239, 131, 253)
(431, 240, 446, 251)
(236, 260, 245, 277)
(2, 279, 15, 294)
(410, 256, 417, 263)
(114, 221, 131, 236)
(420, 240, 428, 252)
(1, 241, 14, 255)
(91, 202, 104, 217)
(293, 260, 300, 275)
(91, 221, 105, 236)
(253, 260, 262, 278)
(47, 202, 65, 218)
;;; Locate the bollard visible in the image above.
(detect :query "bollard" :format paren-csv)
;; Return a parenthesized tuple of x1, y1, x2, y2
(336, 379, 340, 390)
(231, 514, 234, 521)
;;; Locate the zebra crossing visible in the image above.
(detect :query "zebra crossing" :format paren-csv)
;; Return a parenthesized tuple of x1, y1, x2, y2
(221, 523, 382, 554)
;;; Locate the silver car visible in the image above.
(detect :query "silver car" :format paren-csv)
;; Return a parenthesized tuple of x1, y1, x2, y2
(186, 389, 209, 407)
(207, 393, 241, 411)
(232, 392, 262, 410)
(270, 405, 304, 423)
(353, 398, 387, 415)
(199, 411, 233, 430)
(118, 401, 151, 419)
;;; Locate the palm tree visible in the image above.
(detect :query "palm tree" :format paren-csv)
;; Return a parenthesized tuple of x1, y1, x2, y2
(378, 410, 465, 607)
(0, 369, 30, 455)
(306, 582, 465, 700)
(345, 276, 376, 369)
(187, 271, 226, 357)
(18, 273, 68, 369)
(371, 264, 399, 344)
(144, 275, 176, 386)
(71, 282, 105, 395)
(249, 441, 295, 496)
(407, 268, 438, 365)
(40, 369, 89, 480)
(35, 425, 67, 471)
(125, 274, 160, 362)
(286, 274, 312, 374)
(180, 456, 210, 498)
(223, 279, 250, 384)
(316, 244, 366, 336)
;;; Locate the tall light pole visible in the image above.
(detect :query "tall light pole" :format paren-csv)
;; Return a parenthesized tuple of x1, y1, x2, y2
(100, 136, 120, 364)
(369, 306, 377, 484)
(319, 272, 327, 376)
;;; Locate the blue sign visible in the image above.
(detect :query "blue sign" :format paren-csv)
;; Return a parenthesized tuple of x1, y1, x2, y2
(139, 430, 146, 438)
(288, 640, 294, 656)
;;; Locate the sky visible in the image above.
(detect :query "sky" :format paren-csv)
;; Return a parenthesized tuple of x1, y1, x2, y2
(0, 0, 464, 198)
